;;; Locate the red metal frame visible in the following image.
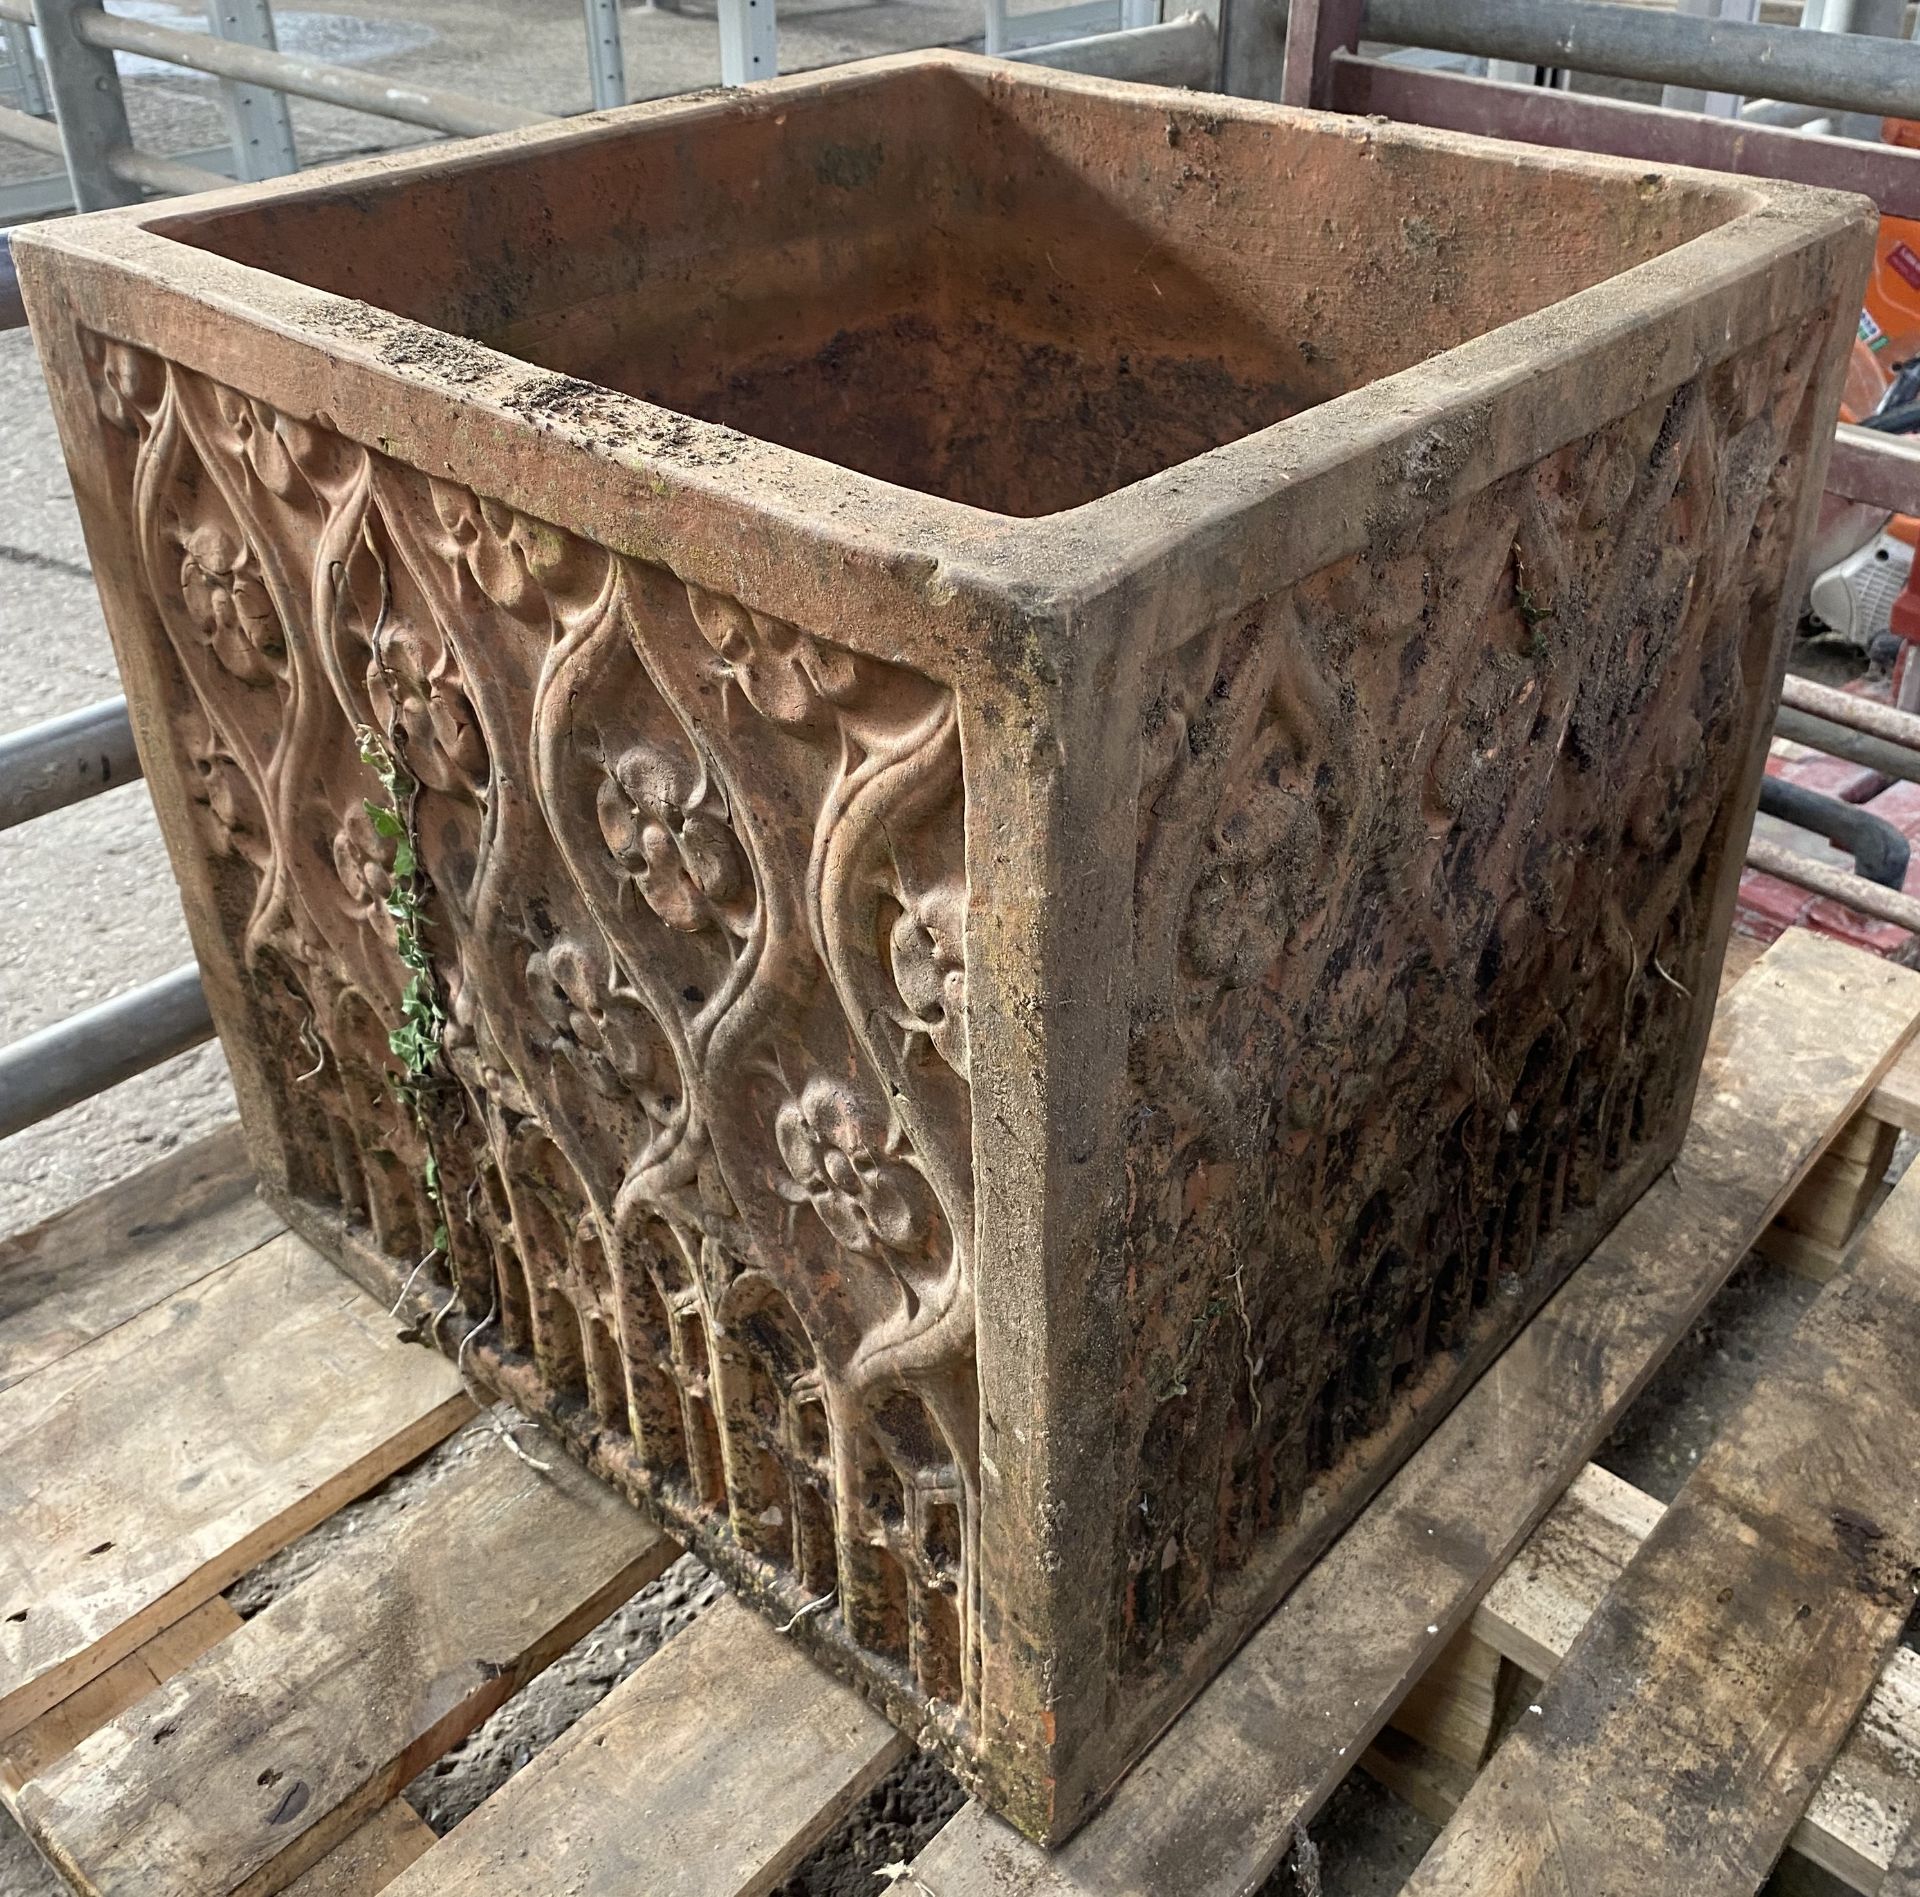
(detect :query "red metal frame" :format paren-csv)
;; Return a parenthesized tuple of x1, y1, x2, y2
(1330, 55, 1920, 220)
(1279, 0, 1364, 108)
(1308, 50, 1920, 514)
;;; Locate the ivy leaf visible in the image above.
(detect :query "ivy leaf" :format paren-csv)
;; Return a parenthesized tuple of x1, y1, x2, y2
(364, 800, 405, 839)
(391, 839, 417, 880)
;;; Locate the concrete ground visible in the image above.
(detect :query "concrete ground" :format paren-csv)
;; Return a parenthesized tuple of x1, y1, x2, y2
(0, 10, 1900, 1895)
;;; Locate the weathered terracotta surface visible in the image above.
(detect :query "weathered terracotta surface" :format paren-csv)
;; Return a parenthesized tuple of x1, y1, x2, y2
(15, 55, 1871, 1840)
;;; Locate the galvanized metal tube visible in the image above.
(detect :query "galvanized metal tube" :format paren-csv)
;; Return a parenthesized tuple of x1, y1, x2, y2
(108, 144, 228, 194)
(0, 964, 215, 1139)
(1363, 0, 1920, 122)
(1746, 834, 1920, 932)
(1774, 705, 1920, 785)
(0, 96, 63, 157)
(1779, 675, 1920, 755)
(1011, 12, 1219, 86)
(68, 5, 550, 136)
(0, 697, 141, 831)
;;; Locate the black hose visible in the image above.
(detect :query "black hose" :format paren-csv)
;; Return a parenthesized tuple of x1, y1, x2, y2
(1757, 776, 1912, 890)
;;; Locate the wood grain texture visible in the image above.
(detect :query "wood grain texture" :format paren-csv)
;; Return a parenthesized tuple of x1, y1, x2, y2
(385, 1596, 907, 1897)
(1776, 1109, 1898, 1249)
(0, 1232, 472, 1739)
(0, 1125, 281, 1393)
(281, 1804, 438, 1897)
(1402, 1148, 1920, 1897)
(1883, 1811, 1920, 1897)
(15, 1427, 675, 1897)
(0, 1595, 240, 1804)
(1474, 1460, 1920, 1892)
(907, 931, 1920, 1896)
(1868, 1037, 1920, 1136)
(1389, 1628, 1504, 1771)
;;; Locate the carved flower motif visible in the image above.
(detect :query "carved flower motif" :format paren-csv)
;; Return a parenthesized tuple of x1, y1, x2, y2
(1181, 774, 1322, 991)
(367, 622, 489, 800)
(180, 523, 285, 685)
(686, 586, 862, 733)
(888, 883, 968, 1075)
(330, 798, 392, 918)
(180, 702, 262, 864)
(596, 745, 752, 939)
(526, 937, 677, 1110)
(775, 1078, 931, 1260)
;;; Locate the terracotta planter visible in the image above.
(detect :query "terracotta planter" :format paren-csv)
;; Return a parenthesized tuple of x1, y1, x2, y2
(16, 54, 1869, 1840)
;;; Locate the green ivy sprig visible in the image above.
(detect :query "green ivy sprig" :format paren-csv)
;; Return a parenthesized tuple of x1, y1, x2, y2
(357, 724, 449, 1253)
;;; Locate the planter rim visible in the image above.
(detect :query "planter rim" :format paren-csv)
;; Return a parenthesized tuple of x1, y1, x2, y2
(14, 50, 1873, 643)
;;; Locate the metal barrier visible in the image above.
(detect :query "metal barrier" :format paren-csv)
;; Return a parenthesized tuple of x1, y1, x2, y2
(0, 963, 212, 1139)
(0, 0, 1212, 227)
(1255, 2, 1920, 519)
(0, 693, 138, 830)
(0, 696, 214, 1135)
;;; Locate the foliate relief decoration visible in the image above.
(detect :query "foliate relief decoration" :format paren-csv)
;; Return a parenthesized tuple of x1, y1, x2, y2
(84, 333, 979, 1719)
(1117, 313, 1830, 1674)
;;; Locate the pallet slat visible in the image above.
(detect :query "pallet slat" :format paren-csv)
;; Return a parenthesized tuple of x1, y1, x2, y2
(1868, 1038, 1920, 1136)
(907, 931, 1920, 1896)
(1472, 1461, 1920, 1890)
(1401, 1151, 1920, 1895)
(386, 1595, 907, 1897)
(1884, 1813, 1920, 1897)
(14, 1427, 677, 1897)
(0, 1232, 473, 1739)
(0, 1126, 281, 1394)
(0, 1595, 241, 1802)
(280, 1803, 439, 1896)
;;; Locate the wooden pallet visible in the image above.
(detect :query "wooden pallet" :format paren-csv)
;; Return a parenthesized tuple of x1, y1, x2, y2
(5, 926, 1920, 1897)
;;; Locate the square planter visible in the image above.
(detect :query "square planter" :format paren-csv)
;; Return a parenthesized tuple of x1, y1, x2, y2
(16, 54, 1869, 1841)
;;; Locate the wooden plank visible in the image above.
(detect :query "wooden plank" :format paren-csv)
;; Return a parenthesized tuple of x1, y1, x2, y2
(385, 1595, 907, 1897)
(1400, 1154, 1920, 1897)
(1719, 930, 1769, 996)
(1, 1595, 240, 1802)
(1869, 1038, 1920, 1136)
(1389, 1628, 1504, 1770)
(1753, 1218, 1852, 1285)
(0, 1232, 472, 1739)
(14, 1428, 676, 1897)
(1473, 1462, 1920, 1893)
(1776, 1109, 1898, 1250)
(1884, 1812, 1920, 1897)
(1362, 1728, 1480, 1833)
(281, 1804, 438, 1897)
(906, 931, 1920, 1896)
(0, 1124, 281, 1392)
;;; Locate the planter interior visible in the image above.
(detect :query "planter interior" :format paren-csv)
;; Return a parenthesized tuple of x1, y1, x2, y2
(167, 63, 1737, 517)
(14, 54, 1871, 1843)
